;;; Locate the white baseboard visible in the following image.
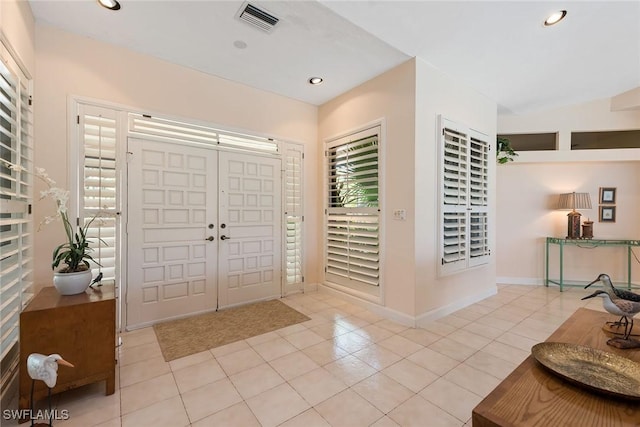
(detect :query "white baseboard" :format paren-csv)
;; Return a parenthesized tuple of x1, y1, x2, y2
(415, 285, 498, 326)
(303, 282, 318, 293)
(317, 283, 416, 327)
(317, 282, 499, 328)
(496, 276, 543, 286)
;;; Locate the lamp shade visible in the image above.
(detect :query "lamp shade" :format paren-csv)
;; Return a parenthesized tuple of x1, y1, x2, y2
(557, 192, 592, 211)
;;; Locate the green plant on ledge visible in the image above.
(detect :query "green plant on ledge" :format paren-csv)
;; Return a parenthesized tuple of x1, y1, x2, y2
(497, 137, 518, 164)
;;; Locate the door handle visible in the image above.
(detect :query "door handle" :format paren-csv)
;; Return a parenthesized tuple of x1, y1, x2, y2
(220, 235, 230, 241)
(205, 236, 214, 241)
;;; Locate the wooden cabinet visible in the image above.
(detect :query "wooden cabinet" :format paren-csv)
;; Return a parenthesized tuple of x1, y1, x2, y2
(19, 285, 116, 412)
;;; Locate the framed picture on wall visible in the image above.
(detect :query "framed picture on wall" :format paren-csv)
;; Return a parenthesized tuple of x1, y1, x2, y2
(599, 187, 616, 204)
(599, 205, 616, 222)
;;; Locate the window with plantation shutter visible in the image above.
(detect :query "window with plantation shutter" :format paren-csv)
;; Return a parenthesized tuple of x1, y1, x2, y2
(325, 127, 380, 289)
(128, 113, 279, 153)
(439, 117, 490, 275)
(77, 105, 119, 285)
(0, 45, 33, 396)
(284, 143, 303, 291)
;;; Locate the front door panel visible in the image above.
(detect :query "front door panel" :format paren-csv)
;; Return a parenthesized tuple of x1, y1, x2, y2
(218, 151, 282, 308)
(126, 138, 218, 328)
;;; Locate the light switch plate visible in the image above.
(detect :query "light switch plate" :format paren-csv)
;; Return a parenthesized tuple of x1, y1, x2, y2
(393, 209, 406, 220)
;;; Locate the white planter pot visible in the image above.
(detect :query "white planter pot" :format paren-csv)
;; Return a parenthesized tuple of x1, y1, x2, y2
(53, 269, 92, 295)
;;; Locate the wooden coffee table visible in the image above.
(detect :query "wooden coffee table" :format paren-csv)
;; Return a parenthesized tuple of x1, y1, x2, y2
(472, 308, 640, 426)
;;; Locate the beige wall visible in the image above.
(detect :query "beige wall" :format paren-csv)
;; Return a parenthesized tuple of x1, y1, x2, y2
(611, 87, 640, 112)
(0, 0, 35, 75)
(319, 58, 497, 320)
(414, 58, 497, 319)
(497, 97, 640, 285)
(497, 161, 640, 284)
(319, 59, 417, 316)
(33, 24, 319, 287)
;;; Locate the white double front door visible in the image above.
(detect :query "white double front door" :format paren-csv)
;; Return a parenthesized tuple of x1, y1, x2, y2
(126, 138, 282, 328)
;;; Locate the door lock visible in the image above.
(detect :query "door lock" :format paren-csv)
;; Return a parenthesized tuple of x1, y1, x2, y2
(205, 236, 214, 241)
(220, 223, 226, 229)
(208, 224, 214, 229)
(220, 235, 230, 241)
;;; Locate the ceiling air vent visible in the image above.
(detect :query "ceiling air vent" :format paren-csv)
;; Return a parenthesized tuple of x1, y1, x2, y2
(237, 3, 279, 33)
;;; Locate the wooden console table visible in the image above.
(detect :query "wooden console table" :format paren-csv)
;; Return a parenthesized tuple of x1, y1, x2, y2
(545, 237, 640, 291)
(472, 308, 640, 426)
(19, 285, 116, 416)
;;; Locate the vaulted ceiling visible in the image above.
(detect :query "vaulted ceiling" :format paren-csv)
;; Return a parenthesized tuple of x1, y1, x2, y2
(28, 1, 640, 115)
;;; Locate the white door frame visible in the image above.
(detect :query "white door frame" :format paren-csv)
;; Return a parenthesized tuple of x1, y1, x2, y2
(69, 97, 302, 330)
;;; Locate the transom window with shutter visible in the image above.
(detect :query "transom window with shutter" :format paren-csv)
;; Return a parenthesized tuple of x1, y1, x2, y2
(325, 127, 380, 290)
(0, 46, 33, 397)
(128, 113, 279, 153)
(439, 117, 490, 276)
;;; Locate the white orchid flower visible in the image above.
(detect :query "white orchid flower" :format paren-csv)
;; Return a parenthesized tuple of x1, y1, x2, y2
(38, 215, 59, 231)
(3, 159, 104, 272)
(35, 167, 57, 186)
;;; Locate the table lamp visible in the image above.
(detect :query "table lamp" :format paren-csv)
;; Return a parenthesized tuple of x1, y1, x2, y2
(557, 192, 592, 239)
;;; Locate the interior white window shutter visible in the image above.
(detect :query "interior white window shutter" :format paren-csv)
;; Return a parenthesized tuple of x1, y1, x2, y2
(128, 113, 279, 153)
(284, 143, 304, 286)
(439, 117, 490, 275)
(77, 105, 119, 284)
(326, 128, 380, 288)
(468, 131, 490, 267)
(0, 45, 33, 394)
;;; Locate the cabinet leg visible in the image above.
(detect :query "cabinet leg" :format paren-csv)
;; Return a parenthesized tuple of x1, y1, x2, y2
(106, 374, 115, 395)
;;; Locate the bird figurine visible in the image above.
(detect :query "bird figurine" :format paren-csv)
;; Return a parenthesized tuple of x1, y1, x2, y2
(585, 273, 640, 301)
(89, 271, 103, 288)
(584, 273, 640, 327)
(582, 290, 640, 340)
(27, 354, 73, 426)
(27, 353, 74, 388)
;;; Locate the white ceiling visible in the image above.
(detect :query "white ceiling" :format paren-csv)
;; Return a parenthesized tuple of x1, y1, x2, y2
(28, 1, 640, 115)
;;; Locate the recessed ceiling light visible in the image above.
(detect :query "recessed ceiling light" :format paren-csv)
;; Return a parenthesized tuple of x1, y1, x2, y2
(98, 0, 121, 11)
(233, 40, 248, 50)
(544, 10, 567, 26)
(308, 77, 323, 85)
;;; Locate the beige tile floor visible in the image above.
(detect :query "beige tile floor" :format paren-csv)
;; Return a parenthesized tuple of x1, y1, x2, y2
(6, 284, 609, 427)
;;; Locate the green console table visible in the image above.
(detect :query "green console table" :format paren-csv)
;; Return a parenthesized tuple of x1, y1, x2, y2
(545, 237, 640, 291)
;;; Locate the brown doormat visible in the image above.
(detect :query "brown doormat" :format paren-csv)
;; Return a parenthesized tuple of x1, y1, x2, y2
(153, 299, 310, 362)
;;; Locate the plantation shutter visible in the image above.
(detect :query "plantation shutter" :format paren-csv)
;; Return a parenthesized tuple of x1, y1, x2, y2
(284, 143, 303, 288)
(439, 117, 490, 275)
(469, 135, 489, 207)
(468, 132, 489, 267)
(442, 212, 466, 266)
(0, 46, 33, 393)
(128, 113, 279, 153)
(440, 126, 468, 273)
(326, 128, 380, 288)
(78, 105, 119, 284)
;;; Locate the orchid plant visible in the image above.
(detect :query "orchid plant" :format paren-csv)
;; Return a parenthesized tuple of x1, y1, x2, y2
(2, 159, 102, 273)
